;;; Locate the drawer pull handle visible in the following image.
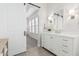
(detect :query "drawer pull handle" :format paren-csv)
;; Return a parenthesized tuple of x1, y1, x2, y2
(63, 39, 68, 41)
(62, 50, 68, 54)
(62, 45, 68, 47)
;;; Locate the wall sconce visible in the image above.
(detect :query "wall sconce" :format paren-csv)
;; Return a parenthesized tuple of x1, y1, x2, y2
(54, 13, 63, 18)
(48, 14, 53, 24)
(69, 9, 76, 19)
(69, 9, 75, 15)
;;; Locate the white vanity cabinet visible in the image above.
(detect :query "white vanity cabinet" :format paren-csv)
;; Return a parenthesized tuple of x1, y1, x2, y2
(42, 33, 61, 55)
(41, 33, 79, 56)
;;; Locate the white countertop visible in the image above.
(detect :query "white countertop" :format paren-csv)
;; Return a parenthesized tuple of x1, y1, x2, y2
(43, 32, 79, 38)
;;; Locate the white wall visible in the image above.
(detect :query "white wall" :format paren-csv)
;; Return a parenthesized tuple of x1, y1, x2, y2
(47, 3, 79, 34)
(0, 4, 8, 37)
(0, 3, 26, 55)
(63, 4, 79, 34)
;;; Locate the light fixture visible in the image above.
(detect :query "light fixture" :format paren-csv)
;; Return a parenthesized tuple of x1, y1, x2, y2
(69, 9, 75, 15)
(48, 13, 54, 24)
(69, 9, 76, 19)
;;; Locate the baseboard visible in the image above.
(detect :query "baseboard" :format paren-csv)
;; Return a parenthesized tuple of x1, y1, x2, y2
(42, 47, 57, 56)
(14, 51, 27, 56)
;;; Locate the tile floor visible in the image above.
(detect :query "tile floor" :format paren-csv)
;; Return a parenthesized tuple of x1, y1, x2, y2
(16, 47, 55, 56)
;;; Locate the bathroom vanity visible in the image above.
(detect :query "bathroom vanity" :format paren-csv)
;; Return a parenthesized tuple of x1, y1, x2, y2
(41, 32, 79, 56)
(0, 39, 8, 56)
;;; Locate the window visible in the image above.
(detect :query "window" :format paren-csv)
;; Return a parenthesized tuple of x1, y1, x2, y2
(32, 19, 35, 33)
(29, 20, 32, 32)
(35, 16, 39, 34)
(28, 15, 39, 34)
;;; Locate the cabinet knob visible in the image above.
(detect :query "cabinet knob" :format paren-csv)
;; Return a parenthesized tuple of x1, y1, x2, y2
(24, 31, 26, 36)
(62, 44, 68, 47)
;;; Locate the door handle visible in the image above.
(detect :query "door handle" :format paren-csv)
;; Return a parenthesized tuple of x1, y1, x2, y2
(24, 31, 26, 36)
(63, 39, 68, 41)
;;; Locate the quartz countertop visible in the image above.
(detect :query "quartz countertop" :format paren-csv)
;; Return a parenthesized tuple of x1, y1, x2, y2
(43, 32, 79, 38)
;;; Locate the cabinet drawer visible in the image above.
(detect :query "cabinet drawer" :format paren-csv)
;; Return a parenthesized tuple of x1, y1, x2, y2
(61, 44, 73, 56)
(47, 35, 54, 39)
(42, 34, 54, 42)
(61, 49, 72, 56)
(60, 37, 73, 56)
(61, 37, 73, 45)
(62, 43, 72, 49)
(61, 40, 73, 51)
(62, 44, 72, 52)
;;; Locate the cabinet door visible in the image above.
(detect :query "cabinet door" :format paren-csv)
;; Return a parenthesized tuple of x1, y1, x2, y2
(51, 35, 61, 55)
(42, 34, 55, 53)
(44, 34, 59, 54)
(43, 34, 51, 49)
(47, 34, 56, 53)
(42, 34, 47, 48)
(41, 34, 45, 47)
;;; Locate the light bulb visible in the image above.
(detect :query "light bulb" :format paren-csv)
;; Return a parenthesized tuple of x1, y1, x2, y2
(69, 9, 75, 15)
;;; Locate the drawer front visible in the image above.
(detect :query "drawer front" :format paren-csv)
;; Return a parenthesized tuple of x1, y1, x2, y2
(61, 44, 72, 55)
(46, 34, 54, 40)
(62, 38, 72, 45)
(61, 44, 73, 56)
(61, 42, 73, 51)
(60, 37, 73, 56)
(61, 36, 73, 47)
(61, 49, 72, 56)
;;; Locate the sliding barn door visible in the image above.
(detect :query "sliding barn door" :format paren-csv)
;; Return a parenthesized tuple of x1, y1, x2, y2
(6, 3, 26, 56)
(0, 3, 26, 56)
